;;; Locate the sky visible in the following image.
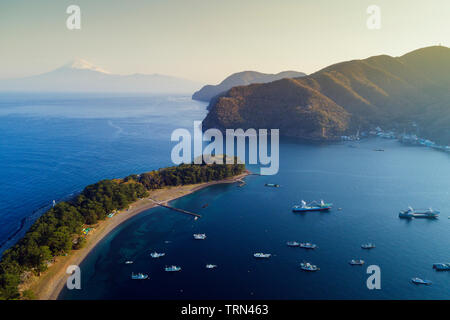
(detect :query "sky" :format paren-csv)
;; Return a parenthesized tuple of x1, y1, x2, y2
(0, 0, 449, 84)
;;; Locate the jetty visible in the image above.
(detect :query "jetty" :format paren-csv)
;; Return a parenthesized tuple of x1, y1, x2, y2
(148, 198, 201, 218)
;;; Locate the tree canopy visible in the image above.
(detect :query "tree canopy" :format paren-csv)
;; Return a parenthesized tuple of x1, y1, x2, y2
(0, 162, 245, 299)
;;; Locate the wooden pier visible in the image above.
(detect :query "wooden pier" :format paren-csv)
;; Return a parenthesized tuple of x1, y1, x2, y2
(149, 198, 201, 218)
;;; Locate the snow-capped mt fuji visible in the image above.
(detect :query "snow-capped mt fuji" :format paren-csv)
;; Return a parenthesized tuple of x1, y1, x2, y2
(0, 59, 201, 93)
(62, 58, 112, 74)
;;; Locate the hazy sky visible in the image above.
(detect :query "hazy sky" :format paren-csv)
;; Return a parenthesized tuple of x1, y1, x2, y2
(0, 0, 449, 83)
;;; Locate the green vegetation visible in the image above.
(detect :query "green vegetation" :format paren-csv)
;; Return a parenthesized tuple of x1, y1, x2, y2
(0, 162, 245, 299)
(203, 46, 450, 144)
(192, 70, 306, 102)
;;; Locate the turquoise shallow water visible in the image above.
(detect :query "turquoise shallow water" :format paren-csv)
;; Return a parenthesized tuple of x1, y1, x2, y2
(60, 138, 450, 300)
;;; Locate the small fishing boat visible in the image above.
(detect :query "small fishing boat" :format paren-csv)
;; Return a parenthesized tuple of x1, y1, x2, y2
(286, 241, 300, 247)
(205, 264, 218, 269)
(433, 263, 450, 271)
(265, 183, 280, 187)
(131, 272, 148, 280)
(349, 259, 365, 265)
(193, 233, 207, 240)
(150, 252, 165, 258)
(125, 261, 134, 264)
(253, 253, 271, 259)
(292, 200, 332, 212)
(361, 243, 376, 249)
(411, 278, 432, 285)
(299, 243, 317, 249)
(399, 206, 439, 219)
(165, 265, 182, 272)
(300, 262, 319, 272)
(202, 203, 209, 208)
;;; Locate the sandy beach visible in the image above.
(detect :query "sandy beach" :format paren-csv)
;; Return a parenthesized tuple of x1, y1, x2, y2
(24, 171, 249, 300)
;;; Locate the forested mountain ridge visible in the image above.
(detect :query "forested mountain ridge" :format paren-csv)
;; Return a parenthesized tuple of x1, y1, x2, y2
(203, 46, 450, 144)
(193, 70, 306, 102)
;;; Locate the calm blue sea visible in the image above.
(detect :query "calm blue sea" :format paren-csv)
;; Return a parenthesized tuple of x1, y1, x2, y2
(0, 93, 207, 252)
(1, 93, 449, 299)
(59, 137, 450, 300)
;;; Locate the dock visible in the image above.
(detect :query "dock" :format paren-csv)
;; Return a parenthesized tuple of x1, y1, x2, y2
(149, 198, 201, 218)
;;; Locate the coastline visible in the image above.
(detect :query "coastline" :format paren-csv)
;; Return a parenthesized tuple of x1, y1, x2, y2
(25, 171, 249, 300)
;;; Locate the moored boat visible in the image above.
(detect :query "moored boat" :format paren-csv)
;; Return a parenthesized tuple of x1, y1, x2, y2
(253, 253, 271, 259)
(125, 260, 134, 264)
(361, 243, 376, 249)
(349, 259, 365, 265)
(165, 265, 182, 272)
(150, 252, 165, 258)
(193, 233, 207, 240)
(131, 272, 148, 280)
(292, 200, 332, 212)
(299, 242, 317, 249)
(265, 183, 280, 187)
(399, 206, 440, 219)
(433, 263, 450, 271)
(411, 277, 432, 285)
(286, 241, 300, 247)
(205, 264, 217, 269)
(300, 262, 319, 271)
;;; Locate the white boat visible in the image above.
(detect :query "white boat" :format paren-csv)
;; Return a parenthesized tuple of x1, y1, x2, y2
(205, 264, 218, 269)
(165, 265, 182, 272)
(361, 243, 376, 249)
(193, 233, 207, 240)
(411, 277, 432, 285)
(253, 253, 271, 259)
(300, 262, 319, 271)
(399, 206, 439, 219)
(349, 259, 365, 265)
(286, 241, 300, 247)
(125, 260, 134, 264)
(299, 242, 317, 249)
(433, 263, 450, 271)
(131, 272, 148, 280)
(292, 200, 332, 212)
(150, 252, 165, 258)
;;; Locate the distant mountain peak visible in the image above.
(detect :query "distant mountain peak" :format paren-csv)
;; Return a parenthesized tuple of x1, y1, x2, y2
(192, 70, 306, 102)
(63, 58, 111, 74)
(0, 58, 201, 93)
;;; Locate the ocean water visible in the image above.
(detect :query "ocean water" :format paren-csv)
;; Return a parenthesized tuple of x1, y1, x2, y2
(1, 93, 450, 299)
(61, 139, 450, 300)
(0, 93, 207, 252)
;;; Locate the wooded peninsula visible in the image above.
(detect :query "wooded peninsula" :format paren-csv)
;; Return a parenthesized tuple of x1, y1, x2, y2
(0, 161, 246, 299)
